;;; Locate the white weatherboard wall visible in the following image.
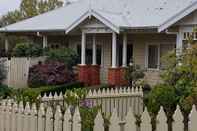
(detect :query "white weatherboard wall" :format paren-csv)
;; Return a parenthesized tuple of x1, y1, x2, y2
(1, 100, 197, 131)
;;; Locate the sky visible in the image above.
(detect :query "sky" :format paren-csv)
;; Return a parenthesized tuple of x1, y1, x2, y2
(0, 0, 21, 16)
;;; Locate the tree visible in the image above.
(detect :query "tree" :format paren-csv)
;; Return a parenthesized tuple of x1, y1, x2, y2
(0, 0, 64, 55)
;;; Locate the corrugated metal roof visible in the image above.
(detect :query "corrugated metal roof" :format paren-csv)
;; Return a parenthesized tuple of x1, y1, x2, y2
(0, 0, 197, 33)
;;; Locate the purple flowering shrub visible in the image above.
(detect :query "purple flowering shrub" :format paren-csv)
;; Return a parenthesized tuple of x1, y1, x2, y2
(28, 61, 75, 88)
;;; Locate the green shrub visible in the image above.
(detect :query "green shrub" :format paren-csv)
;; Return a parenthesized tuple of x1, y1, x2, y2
(12, 43, 29, 57)
(0, 85, 13, 99)
(46, 48, 79, 70)
(39, 82, 84, 96)
(26, 44, 43, 57)
(0, 59, 6, 84)
(12, 82, 84, 103)
(12, 43, 43, 57)
(147, 84, 177, 115)
(125, 63, 145, 86)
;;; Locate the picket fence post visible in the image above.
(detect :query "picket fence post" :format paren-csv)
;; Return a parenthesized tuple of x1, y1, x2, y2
(156, 106, 167, 131)
(94, 110, 104, 131)
(125, 107, 136, 131)
(30, 103, 37, 131)
(63, 107, 72, 131)
(141, 107, 152, 131)
(54, 105, 62, 131)
(17, 101, 24, 131)
(109, 108, 120, 131)
(23, 102, 31, 131)
(173, 105, 184, 131)
(73, 107, 81, 131)
(11, 102, 18, 131)
(38, 103, 45, 131)
(189, 105, 197, 131)
(45, 106, 53, 131)
(0, 101, 6, 131)
(5, 100, 12, 131)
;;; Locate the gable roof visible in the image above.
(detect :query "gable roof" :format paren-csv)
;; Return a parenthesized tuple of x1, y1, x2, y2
(0, 0, 197, 33)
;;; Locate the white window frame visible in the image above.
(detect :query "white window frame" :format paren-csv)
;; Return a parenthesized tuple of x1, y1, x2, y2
(145, 43, 160, 70)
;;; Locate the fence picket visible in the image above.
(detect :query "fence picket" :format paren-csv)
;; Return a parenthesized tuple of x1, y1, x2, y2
(141, 107, 151, 131)
(54, 106, 62, 131)
(5, 100, 12, 131)
(11, 102, 18, 131)
(1, 100, 197, 131)
(189, 105, 197, 131)
(109, 109, 120, 131)
(125, 107, 136, 131)
(94, 111, 104, 131)
(73, 107, 81, 131)
(45, 106, 53, 131)
(16, 101, 24, 131)
(30, 103, 37, 131)
(156, 106, 167, 131)
(0, 101, 6, 131)
(23, 102, 31, 131)
(63, 107, 72, 131)
(173, 105, 184, 131)
(38, 103, 45, 131)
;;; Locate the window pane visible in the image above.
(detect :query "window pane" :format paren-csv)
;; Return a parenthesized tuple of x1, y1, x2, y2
(127, 44, 133, 64)
(148, 45, 158, 69)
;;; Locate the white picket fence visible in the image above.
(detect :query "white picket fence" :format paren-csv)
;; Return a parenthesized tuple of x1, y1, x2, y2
(1, 100, 197, 131)
(39, 87, 144, 118)
(0, 57, 45, 88)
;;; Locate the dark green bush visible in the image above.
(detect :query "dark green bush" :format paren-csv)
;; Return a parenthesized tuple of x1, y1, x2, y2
(46, 48, 79, 70)
(12, 82, 84, 103)
(0, 59, 6, 84)
(12, 43, 43, 57)
(0, 85, 13, 99)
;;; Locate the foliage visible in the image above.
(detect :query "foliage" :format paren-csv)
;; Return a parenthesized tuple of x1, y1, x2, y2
(12, 88, 41, 104)
(64, 88, 87, 106)
(0, 59, 6, 84)
(26, 44, 44, 57)
(28, 61, 76, 88)
(12, 43, 29, 57)
(11, 82, 83, 103)
(12, 43, 43, 57)
(146, 30, 197, 119)
(125, 63, 145, 86)
(0, 0, 63, 52)
(46, 48, 79, 70)
(80, 105, 100, 131)
(39, 82, 84, 96)
(147, 84, 177, 115)
(63, 88, 106, 131)
(0, 85, 13, 99)
(0, 0, 63, 27)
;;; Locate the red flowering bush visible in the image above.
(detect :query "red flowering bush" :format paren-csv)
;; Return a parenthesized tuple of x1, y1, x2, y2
(28, 61, 75, 88)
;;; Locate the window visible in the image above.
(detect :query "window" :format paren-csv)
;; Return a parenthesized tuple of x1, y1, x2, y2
(118, 44, 133, 66)
(77, 45, 102, 65)
(147, 45, 159, 69)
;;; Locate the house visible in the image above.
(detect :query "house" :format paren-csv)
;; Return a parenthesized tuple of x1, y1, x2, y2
(0, 0, 197, 86)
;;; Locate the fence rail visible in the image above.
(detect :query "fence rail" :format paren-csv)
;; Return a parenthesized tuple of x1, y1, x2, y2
(39, 87, 144, 118)
(0, 100, 197, 131)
